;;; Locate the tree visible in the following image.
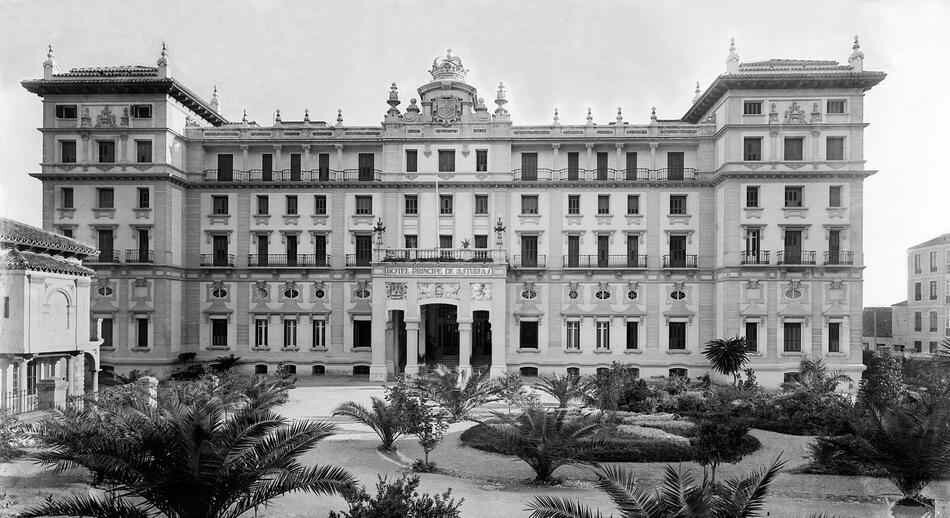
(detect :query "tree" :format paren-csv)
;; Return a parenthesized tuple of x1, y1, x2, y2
(858, 350, 904, 410)
(690, 418, 753, 482)
(415, 365, 499, 422)
(23, 376, 354, 518)
(329, 474, 463, 518)
(486, 408, 601, 482)
(703, 337, 751, 386)
(209, 354, 243, 373)
(533, 373, 587, 408)
(496, 372, 527, 414)
(386, 378, 450, 471)
(333, 397, 404, 451)
(526, 456, 786, 518)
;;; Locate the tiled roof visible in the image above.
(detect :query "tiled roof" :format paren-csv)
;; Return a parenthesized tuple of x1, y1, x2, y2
(0, 217, 97, 256)
(54, 65, 159, 77)
(1, 249, 94, 276)
(739, 59, 849, 72)
(909, 233, 950, 250)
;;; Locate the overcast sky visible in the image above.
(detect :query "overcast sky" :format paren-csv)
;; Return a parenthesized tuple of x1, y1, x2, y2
(0, 0, 945, 307)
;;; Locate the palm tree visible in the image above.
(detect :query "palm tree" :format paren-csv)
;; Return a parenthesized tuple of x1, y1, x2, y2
(333, 397, 404, 451)
(789, 357, 851, 394)
(487, 408, 601, 482)
(416, 365, 500, 422)
(703, 337, 750, 386)
(533, 373, 587, 408)
(526, 457, 786, 518)
(209, 353, 243, 373)
(23, 378, 354, 518)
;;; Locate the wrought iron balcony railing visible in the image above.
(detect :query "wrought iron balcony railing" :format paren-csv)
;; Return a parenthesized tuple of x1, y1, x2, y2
(125, 249, 154, 263)
(512, 254, 547, 269)
(562, 254, 648, 268)
(202, 168, 382, 183)
(824, 250, 854, 265)
(200, 253, 235, 267)
(88, 250, 121, 264)
(662, 254, 699, 268)
(248, 254, 331, 267)
(776, 250, 817, 265)
(512, 167, 698, 182)
(345, 253, 373, 267)
(740, 251, 770, 265)
(379, 248, 504, 263)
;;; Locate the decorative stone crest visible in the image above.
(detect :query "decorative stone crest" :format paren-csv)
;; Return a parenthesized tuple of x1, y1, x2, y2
(312, 281, 327, 300)
(386, 282, 407, 299)
(432, 96, 462, 126)
(471, 282, 492, 301)
(281, 281, 300, 300)
(783, 102, 806, 124)
(253, 281, 270, 301)
(81, 107, 92, 127)
(95, 106, 117, 128)
(810, 102, 822, 123)
(429, 49, 468, 81)
(353, 280, 371, 300)
(120, 107, 130, 127)
(418, 282, 460, 299)
(768, 103, 778, 124)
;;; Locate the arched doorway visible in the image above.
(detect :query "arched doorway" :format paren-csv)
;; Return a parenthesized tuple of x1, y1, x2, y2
(82, 352, 97, 394)
(472, 310, 492, 367)
(421, 304, 458, 367)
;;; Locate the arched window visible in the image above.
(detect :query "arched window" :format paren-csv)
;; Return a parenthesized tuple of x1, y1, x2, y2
(254, 364, 268, 375)
(519, 366, 539, 377)
(312, 365, 326, 376)
(566, 367, 580, 377)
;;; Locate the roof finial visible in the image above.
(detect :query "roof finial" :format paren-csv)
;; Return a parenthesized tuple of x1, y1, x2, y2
(553, 107, 559, 125)
(46, 44, 54, 60)
(336, 108, 344, 126)
(693, 81, 701, 103)
(304, 108, 310, 122)
(43, 43, 55, 79)
(274, 109, 281, 124)
(849, 34, 865, 71)
(650, 106, 657, 122)
(616, 106, 623, 123)
(726, 37, 740, 73)
(586, 107, 593, 124)
(157, 41, 169, 77)
(241, 108, 248, 124)
(210, 85, 219, 112)
(853, 35, 860, 50)
(446, 48, 453, 58)
(493, 82, 509, 119)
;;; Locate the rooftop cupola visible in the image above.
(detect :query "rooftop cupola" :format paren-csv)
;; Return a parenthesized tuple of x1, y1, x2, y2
(43, 44, 54, 79)
(157, 41, 168, 77)
(849, 35, 864, 72)
(726, 37, 739, 74)
(429, 48, 468, 81)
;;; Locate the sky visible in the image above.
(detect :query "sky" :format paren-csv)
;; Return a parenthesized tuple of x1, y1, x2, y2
(0, 0, 945, 307)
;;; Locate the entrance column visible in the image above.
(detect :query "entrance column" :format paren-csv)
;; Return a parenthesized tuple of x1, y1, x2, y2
(458, 319, 472, 377)
(369, 279, 389, 382)
(404, 318, 420, 376)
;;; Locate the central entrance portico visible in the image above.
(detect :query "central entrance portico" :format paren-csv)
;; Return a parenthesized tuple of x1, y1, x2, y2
(369, 260, 508, 380)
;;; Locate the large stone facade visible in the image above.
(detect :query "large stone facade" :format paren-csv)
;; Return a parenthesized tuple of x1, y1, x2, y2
(22, 40, 885, 387)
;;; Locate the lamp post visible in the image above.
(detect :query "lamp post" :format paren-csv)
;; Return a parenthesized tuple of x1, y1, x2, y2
(373, 217, 386, 262)
(494, 216, 506, 250)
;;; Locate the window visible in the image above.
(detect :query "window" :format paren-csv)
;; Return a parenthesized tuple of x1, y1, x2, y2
(930, 311, 939, 332)
(355, 195, 372, 215)
(474, 235, 487, 249)
(474, 195, 488, 215)
(438, 150, 455, 172)
(596, 320, 611, 350)
(405, 149, 417, 172)
(261, 153, 273, 180)
(519, 321, 538, 349)
(669, 195, 687, 215)
(136, 318, 149, 348)
(97, 188, 114, 209)
(566, 321, 580, 350)
(255, 365, 268, 375)
(567, 152, 579, 180)
(745, 322, 758, 352)
(314, 195, 327, 215)
(211, 319, 228, 347)
(667, 152, 685, 179)
(476, 149, 488, 172)
(567, 195, 581, 215)
(61, 228, 73, 238)
(827, 100, 846, 114)
(783, 322, 802, 352)
(784, 137, 804, 161)
(60, 140, 76, 163)
(828, 322, 840, 353)
(930, 251, 938, 272)
(286, 195, 298, 215)
(827, 137, 845, 160)
(625, 152, 638, 180)
(439, 195, 453, 215)
(521, 153, 538, 180)
(914, 282, 922, 301)
(290, 153, 301, 179)
(930, 281, 938, 300)
(137, 187, 150, 209)
(596, 152, 609, 180)
(521, 195, 539, 215)
(212, 196, 228, 215)
(312, 318, 327, 348)
(930, 341, 939, 354)
(627, 195, 640, 215)
(130, 104, 152, 118)
(743, 101, 762, 115)
(912, 341, 922, 353)
(135, 140, 152, 163)
(318, 153, 330, 179)
(746, 186, 759, 208)
(358, 153, 375, 181)
(743, 137, 762, 161)
(914, 254, 921, 273)
(626, 321, 639, 350)
(283, 319, 298, 349)
(254, 195, 268, 215)
(829, 186, 842, 207)
(98, 141, 116, 163)
(597, 195, 610, 215)
(404, 235, 418, 248)
(404, 195, 418, 215)
(55, 104, 77, 119)
(255, 319, 269, 348)
(353, 320, 371, 348)
(914, 312, 922, 331)
(100, 318, 114, 348)
(439, 235, 453, 249)
(61, 188, 74, 209)
(669, 322, 686, 350)
(2, 297, 8, 318)
(784, 186, 803, 208)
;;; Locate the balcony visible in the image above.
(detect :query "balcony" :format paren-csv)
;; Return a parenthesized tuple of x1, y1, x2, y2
(379, 248, 505, 263)
(248, 254, 331, 267)
(345, 253, 373, 268)
(125, 249, 155, 263)
(562, 254, 648, 269)
(662, 254, 698, 269)
(88, 250, 121, 264)
(512, 167, 698, 182)
(200, 253, 235, 267)
(824, 250, 855, 266)
(512, 254, 547, 269)
(776, 250, 817, 266)
(740, 251, 771, 265)
(201, 168, 381, 183)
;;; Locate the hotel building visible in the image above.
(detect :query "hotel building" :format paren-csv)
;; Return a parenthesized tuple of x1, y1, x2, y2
(21, 39, 885, 386)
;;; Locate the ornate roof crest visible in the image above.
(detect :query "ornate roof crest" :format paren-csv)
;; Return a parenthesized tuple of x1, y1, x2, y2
(429, 48, 468, 81)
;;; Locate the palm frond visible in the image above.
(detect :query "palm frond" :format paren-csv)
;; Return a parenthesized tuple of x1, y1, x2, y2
(525, 495, 607, 518)
(19, 494, 154, 518)
(717, 455, 786, 517)
(595, 464, 660, 517)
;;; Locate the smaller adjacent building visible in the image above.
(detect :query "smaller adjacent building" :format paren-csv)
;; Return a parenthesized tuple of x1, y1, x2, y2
(861, 305, 897, 352)
(0, 217, 100, 413)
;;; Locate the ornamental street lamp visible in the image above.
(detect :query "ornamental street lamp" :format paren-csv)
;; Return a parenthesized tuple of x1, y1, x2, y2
(373, 217, 386, 248)
(494, 216, 506, 249)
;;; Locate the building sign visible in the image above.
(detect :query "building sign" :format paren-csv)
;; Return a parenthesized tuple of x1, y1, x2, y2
(382, 266, 495, 277)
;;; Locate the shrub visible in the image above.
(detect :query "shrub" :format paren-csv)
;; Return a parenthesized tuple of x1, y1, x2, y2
(0, 412, 32, 462)
(690, 418, 754, 481)
(806, 435, 887, 477)
(328, 474, 463, 518)
(334, 397, 404, 451)
(533, 374, 586, 408)
(859, 350, 904, 410)
(751, 391, 854, 436)
(583, 364, 659, 412)
(386, 377, 450, 470)
(415, 366, 499, 422)
(495, 372, 525, 413)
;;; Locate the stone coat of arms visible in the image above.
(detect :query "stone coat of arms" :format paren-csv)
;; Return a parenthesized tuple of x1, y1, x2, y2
(432, 96, 461, 125)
